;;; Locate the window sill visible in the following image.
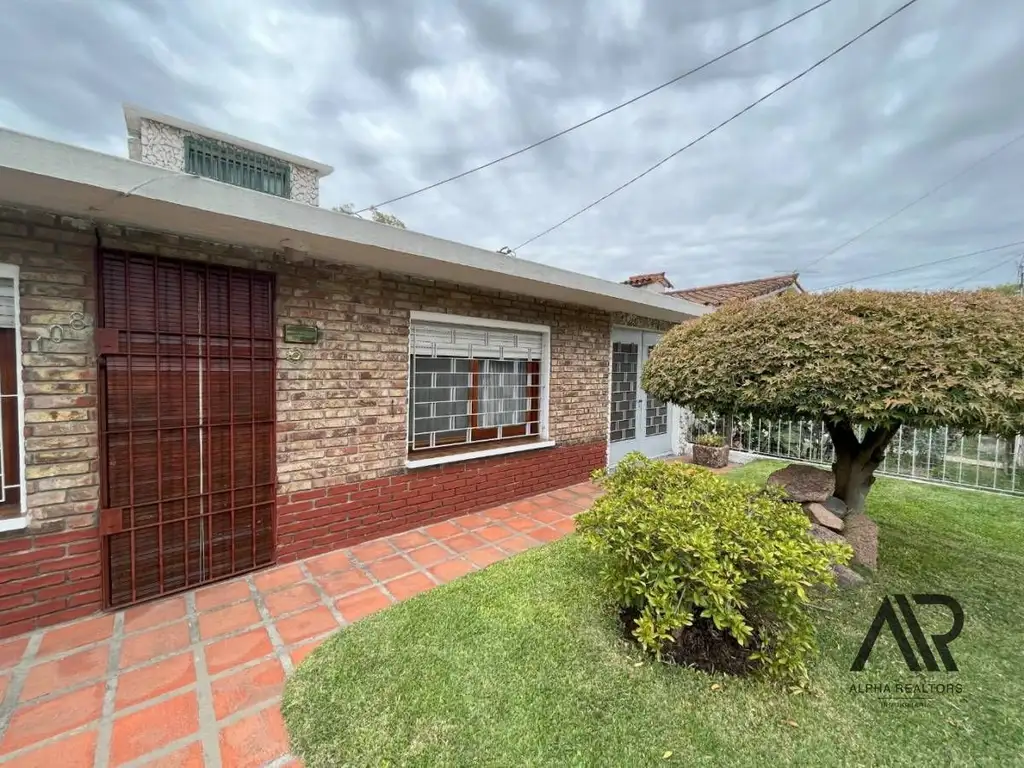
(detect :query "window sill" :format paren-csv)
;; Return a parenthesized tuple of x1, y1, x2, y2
(406, 439, 556, 469)
(0, 516, 28, 533)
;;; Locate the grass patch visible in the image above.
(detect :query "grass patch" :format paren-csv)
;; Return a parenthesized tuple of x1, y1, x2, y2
(283, 462, 1024, 767)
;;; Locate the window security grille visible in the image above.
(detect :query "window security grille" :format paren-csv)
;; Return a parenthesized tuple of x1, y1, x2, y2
(408, 321, 543, 451)
(184, 136, 291, 198)
(0, 277, 19, 509)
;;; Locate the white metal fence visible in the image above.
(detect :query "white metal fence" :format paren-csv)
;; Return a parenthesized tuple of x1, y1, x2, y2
(686, 413, 1024, 497)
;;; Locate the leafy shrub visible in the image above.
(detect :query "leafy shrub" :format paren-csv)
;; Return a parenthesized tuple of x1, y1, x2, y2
(694, 433, 725, 447)
(576, 454, 851, 683)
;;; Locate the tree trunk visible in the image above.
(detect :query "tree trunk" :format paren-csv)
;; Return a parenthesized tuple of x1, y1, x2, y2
(825, 420, 899, 515)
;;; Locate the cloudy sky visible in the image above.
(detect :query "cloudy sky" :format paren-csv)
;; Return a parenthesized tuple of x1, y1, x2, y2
(2, 0, 1023, 291)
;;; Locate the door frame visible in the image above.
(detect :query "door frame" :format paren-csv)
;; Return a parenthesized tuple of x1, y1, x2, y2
(606, 325, 680, 466)
(95, 246, 279, 609)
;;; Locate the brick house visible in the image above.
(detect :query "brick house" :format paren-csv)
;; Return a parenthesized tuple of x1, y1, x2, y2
(0, 107, 707, 635)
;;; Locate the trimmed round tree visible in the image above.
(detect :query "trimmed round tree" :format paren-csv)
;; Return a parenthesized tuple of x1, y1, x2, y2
(642, 289, 1024, 513)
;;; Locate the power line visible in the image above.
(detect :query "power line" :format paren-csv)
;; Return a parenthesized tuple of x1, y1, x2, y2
(355, 0, 836, 213)
(947, 253, 1020, 288)
(802, 126, 1024, 272)
(819, 239, 1024, 290)
(513, 0, 922, 252)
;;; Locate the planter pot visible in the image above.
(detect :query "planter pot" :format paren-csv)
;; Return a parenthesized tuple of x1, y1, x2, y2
(692, 443, 730, 469)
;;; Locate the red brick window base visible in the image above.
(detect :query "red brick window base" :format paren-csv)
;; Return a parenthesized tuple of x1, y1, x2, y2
(0, 527, 101, 640)
(276, 441, 605, 562)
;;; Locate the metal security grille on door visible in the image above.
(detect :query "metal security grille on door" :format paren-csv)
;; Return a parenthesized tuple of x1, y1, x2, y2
(610, 342, 638, 442)
(645, 344, 669, 437)
(408, 321, 543, 450)
(97, 252, 277, 609)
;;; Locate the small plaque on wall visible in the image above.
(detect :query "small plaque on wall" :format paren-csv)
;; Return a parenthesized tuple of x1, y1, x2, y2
(283, 324, 320, 344)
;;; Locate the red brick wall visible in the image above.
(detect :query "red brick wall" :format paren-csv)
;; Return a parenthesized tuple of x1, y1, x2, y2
(276, 441, 606, 561)
(0, 526, 100, 639)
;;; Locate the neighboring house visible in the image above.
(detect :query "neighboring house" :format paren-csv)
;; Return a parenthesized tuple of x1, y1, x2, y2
(0, 107, 708, 633)
(666, 274, 804, 306)
(622, 272, 674, 293)
(622, 271, 804, 450)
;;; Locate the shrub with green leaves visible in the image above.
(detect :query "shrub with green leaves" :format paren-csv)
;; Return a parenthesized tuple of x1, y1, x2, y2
(694, 433, 725, 447)
(576, 454, 851, 683)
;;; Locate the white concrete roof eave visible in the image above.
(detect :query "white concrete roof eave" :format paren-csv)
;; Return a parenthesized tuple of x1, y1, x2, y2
(123, 103, 335, 178)
(0, 128, 710, 323)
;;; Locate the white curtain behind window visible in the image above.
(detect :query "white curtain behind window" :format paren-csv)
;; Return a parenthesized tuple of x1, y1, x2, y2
(478, 360, 527, 428)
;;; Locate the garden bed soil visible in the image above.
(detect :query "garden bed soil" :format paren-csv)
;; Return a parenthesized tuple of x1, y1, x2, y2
(620, 607, 757, 677)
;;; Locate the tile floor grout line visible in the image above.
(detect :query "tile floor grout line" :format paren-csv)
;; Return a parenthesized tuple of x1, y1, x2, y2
(264, 754, 298, 768)
(296, 561, 349, 630)
(0, 484, 596, 764)
(0, 640, 298, 764)
(0, 630, 43, 746)
(118, 734, 203, 768)
(92, 612, 125, 768)
(247, 575, 295, 676)
(5, 523, 569, 710)
(186, 590, 223, 768)
(0, 721, 101, 764)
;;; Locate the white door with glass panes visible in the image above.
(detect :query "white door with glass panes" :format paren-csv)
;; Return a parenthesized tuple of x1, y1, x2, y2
(609, 328, 672, 465)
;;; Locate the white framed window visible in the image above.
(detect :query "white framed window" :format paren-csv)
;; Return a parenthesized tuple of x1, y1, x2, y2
(407, 312, 550, 458)
(0, 264, 25, 525)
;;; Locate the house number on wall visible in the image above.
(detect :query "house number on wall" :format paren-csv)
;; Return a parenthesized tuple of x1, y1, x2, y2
(48, 312, 88, 343)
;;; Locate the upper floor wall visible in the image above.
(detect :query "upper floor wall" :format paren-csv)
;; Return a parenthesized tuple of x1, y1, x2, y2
(124, 104, 333, 207)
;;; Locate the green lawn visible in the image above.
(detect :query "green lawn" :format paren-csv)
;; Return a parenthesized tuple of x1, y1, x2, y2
(283, 462, 1024, 767)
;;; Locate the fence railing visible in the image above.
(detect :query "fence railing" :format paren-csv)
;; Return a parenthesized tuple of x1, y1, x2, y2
(685, 413, 1024, 497)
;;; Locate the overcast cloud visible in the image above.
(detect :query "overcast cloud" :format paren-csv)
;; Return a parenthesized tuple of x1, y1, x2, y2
(2, 0, 1023, 291)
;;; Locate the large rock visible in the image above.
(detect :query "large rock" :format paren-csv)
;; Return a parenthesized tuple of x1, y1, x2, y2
(804, 502, 844, 532)
(822, 495, 849, 519)
(832, 564, 866, 588)
(808, 524, 845, 546)
(767, 464, 835, 503)
(844, 513, 879, 571)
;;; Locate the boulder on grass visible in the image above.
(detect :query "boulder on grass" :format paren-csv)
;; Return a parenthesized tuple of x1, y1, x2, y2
(832, 564, 865, 588)
(804, 502, 844, 532)
(766, 464, 835, 503)
(808, 523, 845, 546)
(843, 513, 879, 571)
(822, 495, 849, 519)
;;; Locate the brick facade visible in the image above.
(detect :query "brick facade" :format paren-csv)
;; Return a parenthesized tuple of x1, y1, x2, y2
(0, 205, 617, 632)
(276, 442, 605, 562)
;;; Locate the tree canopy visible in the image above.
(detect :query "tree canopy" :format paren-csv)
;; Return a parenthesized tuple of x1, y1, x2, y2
(643, 289, 1024, 437)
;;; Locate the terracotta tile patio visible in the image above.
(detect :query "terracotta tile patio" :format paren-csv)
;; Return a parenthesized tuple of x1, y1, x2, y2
(0, 481, 600, 767)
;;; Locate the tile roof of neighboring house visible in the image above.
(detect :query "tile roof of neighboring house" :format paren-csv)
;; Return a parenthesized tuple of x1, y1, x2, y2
(624, 272, 674, 288)
(666, 274, 803, 306)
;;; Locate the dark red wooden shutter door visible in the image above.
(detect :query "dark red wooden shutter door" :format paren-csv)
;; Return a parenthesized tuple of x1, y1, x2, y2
(99, 252, 276, 609)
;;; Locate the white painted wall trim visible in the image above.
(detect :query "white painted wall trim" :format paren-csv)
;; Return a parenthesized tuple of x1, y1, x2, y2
(0, 264, 26, 520)
(0, 517, 27, 533)
(406, 440, 556, 469)
(405, 310, 553, 455)
(408, 310, 549, 335)
(669, 404, 683, 456)
(0, 127, 710, 323)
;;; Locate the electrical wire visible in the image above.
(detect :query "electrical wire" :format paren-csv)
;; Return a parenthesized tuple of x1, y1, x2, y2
(355, 0, 837, 213)
(802, 126, 1024, 272)
(947, 253, 1021, 288)
(512, 0, 922, 251)
(818, 239, 1024, 290)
